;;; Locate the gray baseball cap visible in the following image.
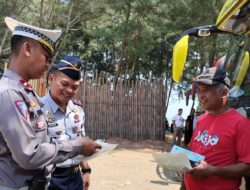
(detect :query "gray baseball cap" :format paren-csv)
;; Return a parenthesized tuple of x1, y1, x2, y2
(195, 67, 230, 87)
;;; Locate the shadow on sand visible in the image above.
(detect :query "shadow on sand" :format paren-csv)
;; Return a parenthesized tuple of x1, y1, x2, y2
(151, 165, 182, 186)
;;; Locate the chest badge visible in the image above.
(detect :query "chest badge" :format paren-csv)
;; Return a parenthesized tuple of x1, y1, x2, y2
(72, 126, 79, 133)
(37, 121, 45, 129)
(47, 118, 54, 123)
(74, 114, 80, 123)
(30, 99, 37, 107)
(45, 110, 52, 115)
(56, 131, 62, 135)
(48, 122, 58, 127)
(44, 111, 53, 122)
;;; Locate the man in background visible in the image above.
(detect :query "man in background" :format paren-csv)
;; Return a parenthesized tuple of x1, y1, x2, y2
(184, 108, 195, 146)
(172, 108, 185, 145)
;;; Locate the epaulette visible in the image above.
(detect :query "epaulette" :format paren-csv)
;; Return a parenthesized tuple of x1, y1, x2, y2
(72, 98, 82, 106)
(19, 79, 33, 91)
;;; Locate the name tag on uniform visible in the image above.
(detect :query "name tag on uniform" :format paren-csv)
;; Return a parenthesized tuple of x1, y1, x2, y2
(48, 123, 58, 127)
(37, 121, 45, 129)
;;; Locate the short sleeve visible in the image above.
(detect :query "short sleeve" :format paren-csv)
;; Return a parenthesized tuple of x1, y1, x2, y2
(236, 118, 250, 163)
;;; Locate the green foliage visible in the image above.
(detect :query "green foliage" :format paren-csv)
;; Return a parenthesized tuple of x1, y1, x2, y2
(162, 0, 231, 94)
(0, 0, 230, 91)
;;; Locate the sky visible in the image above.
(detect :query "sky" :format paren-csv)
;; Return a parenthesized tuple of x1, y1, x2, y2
(166, 92, 198, 123)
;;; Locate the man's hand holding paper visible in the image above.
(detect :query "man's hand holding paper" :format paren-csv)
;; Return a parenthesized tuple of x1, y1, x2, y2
(153, 152, 192, 171)
(185, 160, 216, 179)
(75, 136, 102, 156)
(74, 139, 117, 161)
(153, 145, 205, 172)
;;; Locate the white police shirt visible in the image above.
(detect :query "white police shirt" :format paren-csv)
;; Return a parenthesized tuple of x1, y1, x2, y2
(172, 114, 185, 128)
(40, 92, 85, 168)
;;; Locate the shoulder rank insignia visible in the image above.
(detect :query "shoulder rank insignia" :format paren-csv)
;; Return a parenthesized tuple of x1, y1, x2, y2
(15, 100, 28, 119)
(19, 79, 33, 91)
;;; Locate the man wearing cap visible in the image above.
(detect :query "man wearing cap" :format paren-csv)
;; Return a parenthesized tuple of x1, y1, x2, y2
(181, 67, 250, 190)
(0, 17, 101, 190)
(40, 56, 91, 190)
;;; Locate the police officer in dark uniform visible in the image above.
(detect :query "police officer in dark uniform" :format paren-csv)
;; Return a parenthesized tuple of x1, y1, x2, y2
(0, 17, 101, 190)
(40, 56, 92, 190)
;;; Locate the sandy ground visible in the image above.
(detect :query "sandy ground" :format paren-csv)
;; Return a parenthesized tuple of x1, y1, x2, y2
(88, 133, 246, 190)
(88, 137, 181, 190)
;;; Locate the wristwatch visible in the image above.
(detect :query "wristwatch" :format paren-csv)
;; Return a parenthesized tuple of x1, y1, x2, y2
(81, 167, 91, 174)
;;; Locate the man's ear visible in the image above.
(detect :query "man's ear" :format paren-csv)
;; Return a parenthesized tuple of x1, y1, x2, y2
(222, 87, 229, 99)
(22, 41, 32, 58)
(47, 73, 54, 85)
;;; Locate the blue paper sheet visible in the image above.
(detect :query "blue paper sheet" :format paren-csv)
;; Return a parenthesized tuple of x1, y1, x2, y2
(170, 145, 205, 162)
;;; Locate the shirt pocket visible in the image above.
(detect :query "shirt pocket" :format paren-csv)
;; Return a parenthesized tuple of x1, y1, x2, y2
(47, 124, 64, 138)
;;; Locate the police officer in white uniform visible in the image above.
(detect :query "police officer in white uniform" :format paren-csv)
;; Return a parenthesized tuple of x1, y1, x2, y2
(0, 17, 101, 190)
(40, 56, 91, 190)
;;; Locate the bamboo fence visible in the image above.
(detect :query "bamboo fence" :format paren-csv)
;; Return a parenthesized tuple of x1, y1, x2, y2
(31, 75, 166, 141)
(77, 77, 166, 141)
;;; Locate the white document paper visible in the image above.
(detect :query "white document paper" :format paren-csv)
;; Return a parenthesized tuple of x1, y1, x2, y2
(74, 140, 118, 161)
(153, 152, 191, 171)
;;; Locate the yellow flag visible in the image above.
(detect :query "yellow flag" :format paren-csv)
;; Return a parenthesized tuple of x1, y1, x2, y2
(235, 51, 249, 87)
(172, 35, 189, 83)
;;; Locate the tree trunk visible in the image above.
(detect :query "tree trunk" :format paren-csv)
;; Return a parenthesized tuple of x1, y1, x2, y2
(114, 2, 131, 86)
(165, 79, 173, 114)
(39, 0, 44, 27)
(199, 42, 206, 73)
(0, 30, 9, 56)
(48, 0, 57, 26)
(208, 36, 217, 67)
(37, 0, 45, 96)
(53, 1, 74, 60)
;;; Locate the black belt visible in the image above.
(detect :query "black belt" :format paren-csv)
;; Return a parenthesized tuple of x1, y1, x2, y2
(53, 165, 80, 175)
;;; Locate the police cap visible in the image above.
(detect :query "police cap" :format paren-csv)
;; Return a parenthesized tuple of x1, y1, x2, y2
(5, 17, 62, 55)
(52, 56, 83, 80)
